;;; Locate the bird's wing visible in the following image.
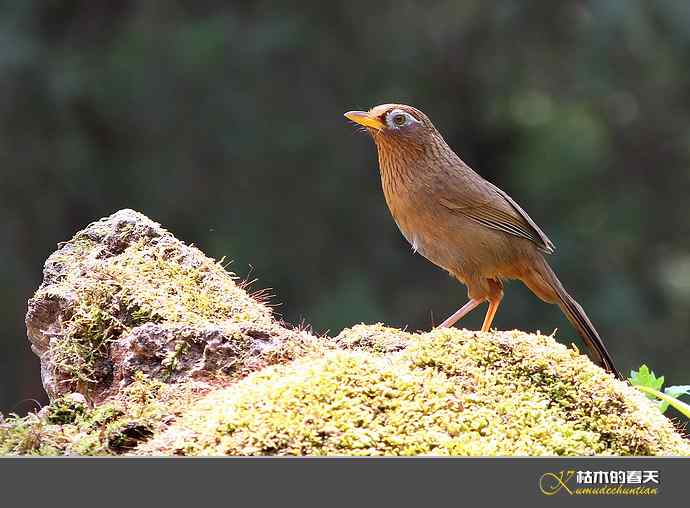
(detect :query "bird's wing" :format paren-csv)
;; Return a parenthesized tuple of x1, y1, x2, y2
(439, 182, 555, 254)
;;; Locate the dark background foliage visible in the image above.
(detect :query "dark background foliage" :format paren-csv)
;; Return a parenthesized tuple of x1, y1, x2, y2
(2, 0, 690, 413)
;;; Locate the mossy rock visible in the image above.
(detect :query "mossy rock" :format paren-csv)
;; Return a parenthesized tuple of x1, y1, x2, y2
(25, 209, 320, 402)
(5, 209, 689, 456)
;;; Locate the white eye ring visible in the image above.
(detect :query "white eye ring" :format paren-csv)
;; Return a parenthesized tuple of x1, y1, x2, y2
(386, 110, 415, 129)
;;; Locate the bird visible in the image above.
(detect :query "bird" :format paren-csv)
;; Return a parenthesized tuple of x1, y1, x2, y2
(344, 103, 621, 378)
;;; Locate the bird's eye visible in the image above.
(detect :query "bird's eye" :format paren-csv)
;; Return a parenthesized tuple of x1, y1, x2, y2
(392, 113, 407, 126)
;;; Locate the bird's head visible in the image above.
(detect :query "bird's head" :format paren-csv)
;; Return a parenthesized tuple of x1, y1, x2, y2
(344, 104, 442, 152)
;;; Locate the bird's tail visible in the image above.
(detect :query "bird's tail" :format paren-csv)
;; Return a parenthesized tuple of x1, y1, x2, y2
(525, 258, 623, 380)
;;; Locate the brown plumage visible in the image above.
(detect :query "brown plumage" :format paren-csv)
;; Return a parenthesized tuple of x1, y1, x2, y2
(345, 103, 621, 378)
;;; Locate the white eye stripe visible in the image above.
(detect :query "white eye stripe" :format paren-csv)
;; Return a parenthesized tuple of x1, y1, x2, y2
(385, 109, 418, 129)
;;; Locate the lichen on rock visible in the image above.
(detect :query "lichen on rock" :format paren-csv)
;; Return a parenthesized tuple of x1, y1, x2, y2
(4, 209, 689, 456)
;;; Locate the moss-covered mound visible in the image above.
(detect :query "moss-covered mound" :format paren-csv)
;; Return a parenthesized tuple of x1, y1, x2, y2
(4, 209, 688, 456)
(140, 328, 689, 456)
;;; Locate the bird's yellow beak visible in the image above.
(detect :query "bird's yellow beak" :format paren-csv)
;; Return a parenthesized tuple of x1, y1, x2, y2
(344, 110, 385, 131)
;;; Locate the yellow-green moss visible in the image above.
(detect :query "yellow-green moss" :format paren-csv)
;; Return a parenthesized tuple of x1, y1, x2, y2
(335, 322, 415, 353)
(105, 241, 272, 327)
(0, 374, 209, 456)
(9, 324, 689, 456)
(141, 327, 689, 456)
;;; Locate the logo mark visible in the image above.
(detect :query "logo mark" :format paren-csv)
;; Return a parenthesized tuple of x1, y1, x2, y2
(539, 470, 575, 496)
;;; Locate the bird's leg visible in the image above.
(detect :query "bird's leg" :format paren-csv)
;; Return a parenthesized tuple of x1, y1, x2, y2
(480, 300, 501, 331)
(437, 298, 483, 328)
(480, 279, 504, 332)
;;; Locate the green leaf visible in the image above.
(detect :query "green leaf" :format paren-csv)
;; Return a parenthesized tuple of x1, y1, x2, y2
(629, 365, 665, 403)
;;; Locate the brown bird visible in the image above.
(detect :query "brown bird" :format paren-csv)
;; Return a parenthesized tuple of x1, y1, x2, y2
(345, 103, 621, 378)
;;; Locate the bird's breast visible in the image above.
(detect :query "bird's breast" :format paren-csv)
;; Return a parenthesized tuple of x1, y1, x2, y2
(381, 173, 464, 273)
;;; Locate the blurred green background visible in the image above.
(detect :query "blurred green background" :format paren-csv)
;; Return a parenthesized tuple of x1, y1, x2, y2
(2, 0, 690, 413)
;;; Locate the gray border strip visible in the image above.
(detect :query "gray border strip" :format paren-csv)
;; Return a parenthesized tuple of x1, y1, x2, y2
(0, 457, 687, 506)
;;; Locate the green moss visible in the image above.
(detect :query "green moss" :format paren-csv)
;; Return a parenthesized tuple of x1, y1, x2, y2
(0, 373, 208, 456)
(404, 329, 690, 455)
(49, 286, 128, 385)
(7, 326, 689, 457)
(0, 413, 63, 456)
(162, 340, 191, 379)
(335, 322, 414, 353)
(45, 394, 87, 424)
(141, 327, 690, 456)
(108, 241, 271, 327)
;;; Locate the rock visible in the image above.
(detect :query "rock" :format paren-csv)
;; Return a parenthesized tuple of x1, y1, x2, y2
(25, 209, 317, 403)
(6, 209, 689, 456)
